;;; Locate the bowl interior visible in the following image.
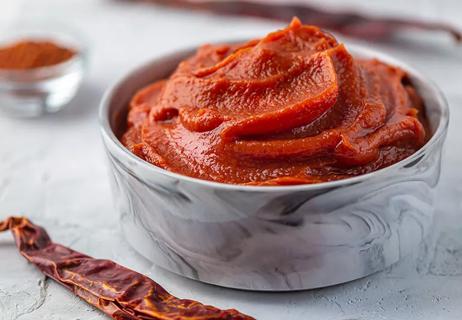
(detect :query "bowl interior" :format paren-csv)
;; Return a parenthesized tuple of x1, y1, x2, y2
(101, 43, 449, 190)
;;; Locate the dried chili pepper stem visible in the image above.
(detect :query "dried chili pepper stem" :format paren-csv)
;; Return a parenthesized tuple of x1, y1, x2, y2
(0, 217, 254, 320)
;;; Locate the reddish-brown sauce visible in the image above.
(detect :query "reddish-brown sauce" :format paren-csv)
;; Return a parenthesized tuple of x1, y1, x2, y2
(122, 18, 427, 185)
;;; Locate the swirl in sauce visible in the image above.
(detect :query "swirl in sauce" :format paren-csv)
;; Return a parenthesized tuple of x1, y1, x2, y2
(122, 18, 426, 185)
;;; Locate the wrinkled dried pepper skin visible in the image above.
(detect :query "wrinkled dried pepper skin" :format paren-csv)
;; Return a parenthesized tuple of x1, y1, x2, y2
(141, 0, 462, 42)
(0, 217, 254, 320)
(122, 18, 427, 185)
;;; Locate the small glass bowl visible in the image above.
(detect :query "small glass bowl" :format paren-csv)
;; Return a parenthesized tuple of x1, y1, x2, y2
(0, 23, 88, 117)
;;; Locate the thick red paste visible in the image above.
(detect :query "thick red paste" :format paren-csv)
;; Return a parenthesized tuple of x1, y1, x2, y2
(122, 18, 426, 185)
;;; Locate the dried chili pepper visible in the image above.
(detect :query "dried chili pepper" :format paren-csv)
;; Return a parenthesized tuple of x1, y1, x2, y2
(132, 0, 462, 42)
(0, 217, 254, 320)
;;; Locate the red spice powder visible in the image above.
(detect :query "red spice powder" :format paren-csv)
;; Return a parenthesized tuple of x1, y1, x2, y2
(0, 40, 76, 70)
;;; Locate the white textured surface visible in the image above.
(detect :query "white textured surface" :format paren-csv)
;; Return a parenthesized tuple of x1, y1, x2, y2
(0, 0, 462, 319)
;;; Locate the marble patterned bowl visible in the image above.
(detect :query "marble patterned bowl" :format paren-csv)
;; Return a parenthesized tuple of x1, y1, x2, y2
(99, 44, 449, 291)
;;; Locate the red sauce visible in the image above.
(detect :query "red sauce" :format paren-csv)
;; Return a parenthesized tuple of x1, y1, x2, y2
(122, 18, 426, 185)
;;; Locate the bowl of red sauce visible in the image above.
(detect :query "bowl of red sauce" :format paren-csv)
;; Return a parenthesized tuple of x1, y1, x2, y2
(100, 19, 449, 290)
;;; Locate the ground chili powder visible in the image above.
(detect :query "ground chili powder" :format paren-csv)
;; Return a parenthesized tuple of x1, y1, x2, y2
(0, 40, 75, 70)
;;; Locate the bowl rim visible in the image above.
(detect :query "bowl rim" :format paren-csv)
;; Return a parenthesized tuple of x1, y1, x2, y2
(99, 42, 449, 192)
